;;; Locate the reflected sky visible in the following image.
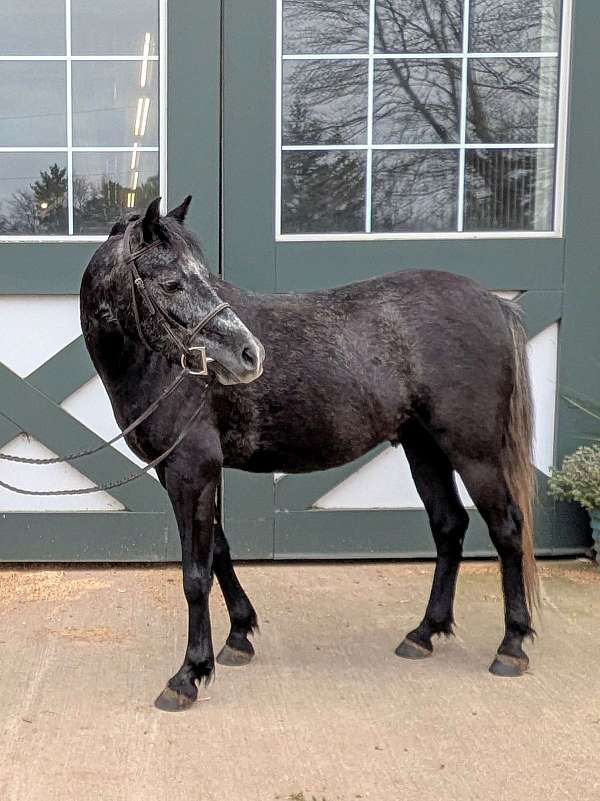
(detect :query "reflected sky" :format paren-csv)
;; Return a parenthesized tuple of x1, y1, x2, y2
(0, 62, 67, 147)
(0, 1, 65, 56)
(72, 60, 158, 147)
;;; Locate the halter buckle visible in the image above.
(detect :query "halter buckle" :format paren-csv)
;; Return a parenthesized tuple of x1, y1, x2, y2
(181, 346, 210, 376)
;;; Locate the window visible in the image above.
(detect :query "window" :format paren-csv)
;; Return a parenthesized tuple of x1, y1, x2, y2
(277, 0, 571, 239)
(0, 0, 163, 239)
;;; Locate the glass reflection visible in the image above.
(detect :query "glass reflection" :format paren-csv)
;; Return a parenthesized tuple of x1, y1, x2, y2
(0, 0, 65, 56)
(283, 0, 369, 54)
(373, 59, 461, 144)
(71, 0, 159, 56)
(0, 154, 68, 235)
(73, 151, 159, 235)
(375, 0, 462, 53)
(0, 62, 67, 147)
(282, 150, 366, 233)
(464, 148, 554, 231)
(72, 61, 158, 147)
(283, 60, 369, 145)
(467, 58, 558, 144)
(470, 0, 561, 53)
(371, 150, 458, 232)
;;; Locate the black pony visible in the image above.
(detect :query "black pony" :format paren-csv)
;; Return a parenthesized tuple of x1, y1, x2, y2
(80, 197, 539, 711)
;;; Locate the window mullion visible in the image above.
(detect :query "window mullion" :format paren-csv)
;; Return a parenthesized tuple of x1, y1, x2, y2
(65, 0, 74, 236)
(365, 0, 376, 234)
(457, 0, 471, 233)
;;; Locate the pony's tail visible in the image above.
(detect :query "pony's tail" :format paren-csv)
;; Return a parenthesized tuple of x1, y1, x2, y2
(498, 299, 540, 619)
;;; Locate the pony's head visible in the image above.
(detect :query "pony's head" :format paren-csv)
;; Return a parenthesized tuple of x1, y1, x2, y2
(92, 196, 264, 385)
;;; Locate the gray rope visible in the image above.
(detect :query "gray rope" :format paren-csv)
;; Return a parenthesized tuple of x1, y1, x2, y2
(0, 395, 207, 496)
(0, 368, 189, 465)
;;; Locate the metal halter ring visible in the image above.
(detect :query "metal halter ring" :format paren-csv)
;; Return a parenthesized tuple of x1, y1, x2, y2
(181, 346, 211, 376)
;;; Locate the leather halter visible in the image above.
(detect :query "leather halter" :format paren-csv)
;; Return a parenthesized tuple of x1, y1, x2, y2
(123, 221, 230, 375)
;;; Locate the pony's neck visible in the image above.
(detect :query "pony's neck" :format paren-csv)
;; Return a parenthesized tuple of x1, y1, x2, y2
(88, 321, 146, 388)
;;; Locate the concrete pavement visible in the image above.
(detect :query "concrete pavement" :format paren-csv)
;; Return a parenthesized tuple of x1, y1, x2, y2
(0, 559, 599, 801)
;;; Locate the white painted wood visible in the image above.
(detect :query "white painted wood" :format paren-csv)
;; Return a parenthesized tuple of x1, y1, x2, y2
(314, 446, 475, 510)
(0, 434, 123, 511)
(0, 295, 81, 377)
(276, 231, 563, 242)
(528, 322, 558, 476)
(282, 52, 560, 60)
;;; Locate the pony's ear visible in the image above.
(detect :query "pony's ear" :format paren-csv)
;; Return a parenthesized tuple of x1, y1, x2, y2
(166, 195, 192, 224)
(142, 197, 162, 242)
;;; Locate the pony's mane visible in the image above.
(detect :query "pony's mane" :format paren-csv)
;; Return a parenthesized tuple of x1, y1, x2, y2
(107, 212, 207, 267)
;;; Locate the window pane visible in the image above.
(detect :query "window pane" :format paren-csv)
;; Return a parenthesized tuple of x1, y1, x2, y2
(283, 60, 368, 146)
(0, 154, 68, 235)
(73, 151, 159, 235)
(282, 150, 366, 233)
(371, 150, 458, 232)
(470, 0, 561, 53)
(0, 62, 67, 147)
(72, 61, 159, 147)
(464, 148, 555, 231)
(373, 59, 461, 144)
(71, 0, 159, 56)
(375, 0, 463, 53)
(0, 0, 65, 56)
(467, 58, 558, 144)
(283, 0, 369, 54)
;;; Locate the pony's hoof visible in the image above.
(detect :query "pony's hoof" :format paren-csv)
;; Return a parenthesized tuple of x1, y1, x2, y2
(154, 686, 196, 712)
(216, 642, 255, 667)
(489, 653, 529, 677)
(395, 637, 432, 660)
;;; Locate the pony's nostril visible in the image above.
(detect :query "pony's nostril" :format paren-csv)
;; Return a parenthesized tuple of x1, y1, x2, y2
(241, 345, 258, 370)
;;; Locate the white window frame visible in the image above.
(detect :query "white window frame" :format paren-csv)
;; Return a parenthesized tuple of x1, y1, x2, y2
(0, 0, 167, 243)
(275, 0, 573, 242)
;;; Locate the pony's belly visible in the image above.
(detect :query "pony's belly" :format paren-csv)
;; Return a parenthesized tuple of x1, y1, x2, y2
(223, 435, 384, 474)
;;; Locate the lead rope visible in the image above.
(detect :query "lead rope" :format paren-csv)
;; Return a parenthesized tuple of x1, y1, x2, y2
(0, 386, 209, 496)
(0, 368, 189, 465)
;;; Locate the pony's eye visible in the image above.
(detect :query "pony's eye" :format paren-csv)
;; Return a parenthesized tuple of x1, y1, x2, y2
(160, 280, 181, 294)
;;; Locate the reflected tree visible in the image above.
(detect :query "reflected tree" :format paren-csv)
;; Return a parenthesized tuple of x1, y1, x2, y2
(282, 0, 559, 231)
(0, 163, 159, 235)
(0, 163, 68, 234)
(283, 99, 365, 232)
(73, 173, 159, 233)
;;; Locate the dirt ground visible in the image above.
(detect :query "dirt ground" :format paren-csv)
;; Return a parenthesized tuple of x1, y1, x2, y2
(0, 559, 599, 801)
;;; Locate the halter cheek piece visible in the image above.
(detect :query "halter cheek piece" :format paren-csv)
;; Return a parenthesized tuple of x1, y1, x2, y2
(123, 221, 230, 376)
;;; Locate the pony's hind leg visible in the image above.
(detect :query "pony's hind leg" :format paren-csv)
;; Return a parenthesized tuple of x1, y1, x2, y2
(457, 459, 534, 676)
(396, 425, 469, 660)
(213, 519, 258, 666)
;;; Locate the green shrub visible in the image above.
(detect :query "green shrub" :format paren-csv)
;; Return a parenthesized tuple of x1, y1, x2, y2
(548, 445, 600, 513)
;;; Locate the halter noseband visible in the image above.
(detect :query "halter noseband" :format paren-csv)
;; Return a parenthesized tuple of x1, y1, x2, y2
(123, 221, 230, 376)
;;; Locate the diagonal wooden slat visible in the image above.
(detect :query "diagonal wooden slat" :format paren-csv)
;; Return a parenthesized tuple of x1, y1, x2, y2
(0, 362, 167, 513)
(0, 336, 167, 512)
(27, 335, 97, 404)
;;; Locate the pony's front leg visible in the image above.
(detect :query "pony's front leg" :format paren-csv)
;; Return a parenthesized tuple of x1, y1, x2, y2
(155, 455, 221, 712)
